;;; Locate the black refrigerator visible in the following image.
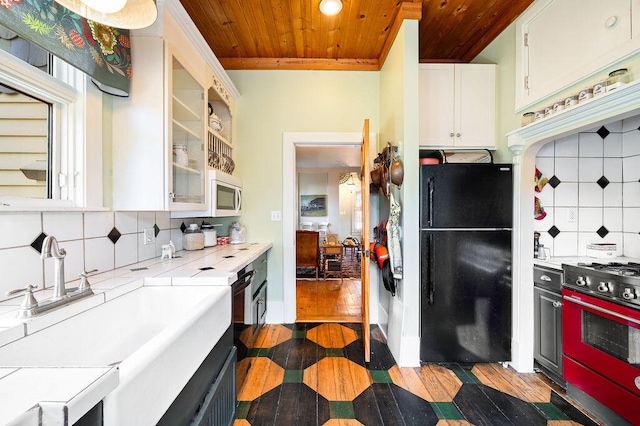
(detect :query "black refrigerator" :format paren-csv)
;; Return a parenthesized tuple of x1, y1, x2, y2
(420, 163, 512, 363)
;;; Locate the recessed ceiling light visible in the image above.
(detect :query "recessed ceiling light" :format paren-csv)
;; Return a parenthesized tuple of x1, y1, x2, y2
(319, 0, 343, 16)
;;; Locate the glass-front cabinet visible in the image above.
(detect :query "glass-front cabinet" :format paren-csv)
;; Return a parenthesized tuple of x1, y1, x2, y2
(170, 56, 205, 209)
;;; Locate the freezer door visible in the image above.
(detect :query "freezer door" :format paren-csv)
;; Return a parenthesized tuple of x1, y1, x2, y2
(420, 230, 512, 362)
(420, 164, 513, 229)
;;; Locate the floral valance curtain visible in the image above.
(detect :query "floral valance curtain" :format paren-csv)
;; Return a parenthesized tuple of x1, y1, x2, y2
(0, 0, 131, 96)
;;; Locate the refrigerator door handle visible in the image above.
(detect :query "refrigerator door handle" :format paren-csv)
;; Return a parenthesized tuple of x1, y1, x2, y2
(428, 176, 434, 227)
(427, 233, 435, 305)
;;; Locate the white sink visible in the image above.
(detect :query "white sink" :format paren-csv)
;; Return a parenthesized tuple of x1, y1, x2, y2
(0, 285, 232, 426)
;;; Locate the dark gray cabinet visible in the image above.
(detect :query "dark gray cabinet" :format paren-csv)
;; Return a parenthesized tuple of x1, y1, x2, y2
(533, 265, 565, 386)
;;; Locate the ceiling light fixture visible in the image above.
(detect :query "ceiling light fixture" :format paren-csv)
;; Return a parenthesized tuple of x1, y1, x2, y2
(347, 173, 355, 192)
(55, 0, 158, 29)
(319, 0, 343, 16)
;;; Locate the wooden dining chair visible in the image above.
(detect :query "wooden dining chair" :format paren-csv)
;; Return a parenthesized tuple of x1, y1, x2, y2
(296, 230, 320, 279)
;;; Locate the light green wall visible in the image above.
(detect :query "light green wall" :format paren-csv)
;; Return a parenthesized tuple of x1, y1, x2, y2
(472, 23, 519, 163)
(226, 70, 380, 302)
(378, 19, 421, 364)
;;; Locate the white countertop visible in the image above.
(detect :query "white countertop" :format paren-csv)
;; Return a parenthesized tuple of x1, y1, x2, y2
(0, 242, 271, 425)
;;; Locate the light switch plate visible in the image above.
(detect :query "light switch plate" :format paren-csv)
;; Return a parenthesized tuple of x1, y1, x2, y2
(143, 228, 155, 245)
(271, 211, 282, 221)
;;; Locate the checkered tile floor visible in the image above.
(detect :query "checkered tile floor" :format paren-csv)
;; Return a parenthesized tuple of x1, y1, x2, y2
(234, 323, 601, 425)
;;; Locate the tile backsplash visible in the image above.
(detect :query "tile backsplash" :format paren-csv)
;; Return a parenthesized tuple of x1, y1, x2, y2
(535, 116, 640, 258)
(0, 211, 204, 302)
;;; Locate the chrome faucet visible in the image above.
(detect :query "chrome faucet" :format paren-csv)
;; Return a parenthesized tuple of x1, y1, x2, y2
(41, 236, 67, 300)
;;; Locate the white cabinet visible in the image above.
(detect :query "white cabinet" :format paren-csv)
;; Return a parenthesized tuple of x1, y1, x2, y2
(112, 37, 207, 211)
(419, 64, 496, 149)
(515, 0, 640, 111)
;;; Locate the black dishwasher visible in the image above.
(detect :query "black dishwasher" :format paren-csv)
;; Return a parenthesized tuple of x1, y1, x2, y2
(533, 265, 565, 387)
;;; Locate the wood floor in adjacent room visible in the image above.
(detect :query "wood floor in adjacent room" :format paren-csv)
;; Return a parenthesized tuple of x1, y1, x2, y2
(296, 278, 362, 322)
(235, 323, 604, 426)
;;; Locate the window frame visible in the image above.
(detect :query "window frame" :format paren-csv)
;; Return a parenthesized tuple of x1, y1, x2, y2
(0, 48, 104, 210)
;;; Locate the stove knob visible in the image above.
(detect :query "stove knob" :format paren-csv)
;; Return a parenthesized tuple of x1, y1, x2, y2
(598, 282, 611, 292)
(622, 288, 637, 300)
(636, 376, 640, 391)
(576, 276, 587, 286)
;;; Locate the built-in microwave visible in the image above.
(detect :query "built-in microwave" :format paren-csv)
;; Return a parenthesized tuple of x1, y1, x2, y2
(210, 170, 242, 217)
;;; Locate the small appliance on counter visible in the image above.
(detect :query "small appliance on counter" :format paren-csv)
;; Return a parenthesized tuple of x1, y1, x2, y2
(183, 223, 204, 250)
(229, 222, 246, 244)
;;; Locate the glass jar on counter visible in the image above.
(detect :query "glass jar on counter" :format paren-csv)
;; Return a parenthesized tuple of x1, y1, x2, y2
(521, 112, 535, 127)
(607, 68, 631, 91)
(183, 224, 204, 250)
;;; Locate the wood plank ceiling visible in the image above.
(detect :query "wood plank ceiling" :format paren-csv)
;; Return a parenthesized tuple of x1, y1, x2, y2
(180, 0, 535, 70)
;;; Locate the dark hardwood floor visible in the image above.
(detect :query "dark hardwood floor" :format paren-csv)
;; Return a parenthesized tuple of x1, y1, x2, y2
(234, 323, 603, 426)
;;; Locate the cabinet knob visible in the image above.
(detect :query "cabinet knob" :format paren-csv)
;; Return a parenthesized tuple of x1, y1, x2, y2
(456, 133, 461, 137)
(449, 132, 454, 137)
(552, 301, 562, 308)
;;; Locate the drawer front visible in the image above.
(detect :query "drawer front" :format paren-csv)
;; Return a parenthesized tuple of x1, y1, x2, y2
(252, 252, 268, 292)
(534, 266, 562, 292)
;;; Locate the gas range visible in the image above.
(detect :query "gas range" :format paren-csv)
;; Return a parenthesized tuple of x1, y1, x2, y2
(562, 262, 640, 309)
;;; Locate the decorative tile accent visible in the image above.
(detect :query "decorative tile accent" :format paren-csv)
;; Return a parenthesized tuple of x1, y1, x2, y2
(597, 125, 610, 139)
(534, 402, 570, 421)
(548, 176, 561, 188)
(283, 369, 304, 383)
(30, 232, 47, 253)
(199, 266, 214, 271)
(597, 176, 610, 189)
(430, 402, 464, 420)
(597, 226, 609, 238)
(153, 224, 160, 237)
(326, 348, 344, 357)
(369, 370, 393, 384)
(548, 226, 561, 238)
(180, 222, 187, 233)
(107, 227, 121, 244)
(330, 401, 355, 419)
(130, 267, 148, 271)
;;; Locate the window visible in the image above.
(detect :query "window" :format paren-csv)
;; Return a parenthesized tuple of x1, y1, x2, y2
(0, 23, 101, 209)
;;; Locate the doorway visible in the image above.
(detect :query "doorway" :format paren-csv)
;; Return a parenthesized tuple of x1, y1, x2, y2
(282, 132, 378, 324)
(295, 145, 361, 322)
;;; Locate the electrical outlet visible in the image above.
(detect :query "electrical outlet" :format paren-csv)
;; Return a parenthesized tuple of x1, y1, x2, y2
(143, 228, 155, 245)
(567, 208, 577, 223)
(271, 211, 282, 221)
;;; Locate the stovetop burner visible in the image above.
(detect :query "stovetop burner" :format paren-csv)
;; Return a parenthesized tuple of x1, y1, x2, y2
(577, 262, 640, 276)
(563, 262, 640, 309)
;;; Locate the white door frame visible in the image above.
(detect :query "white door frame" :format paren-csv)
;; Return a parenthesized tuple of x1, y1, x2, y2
(282, 132, 376, 323)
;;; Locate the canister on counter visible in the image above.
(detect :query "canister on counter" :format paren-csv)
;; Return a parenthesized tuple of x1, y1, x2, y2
(183, 224, 204, 250)
(607, 68, 631, 91)
(552, 99, 565, 113)
(544, 105, 554, 116)
(521, 112, 535, 127)
(564, 94, 579, 108)
(534, 110, 546, 121)
(593, 80, 607, 96)
(578, 87, 593, 103)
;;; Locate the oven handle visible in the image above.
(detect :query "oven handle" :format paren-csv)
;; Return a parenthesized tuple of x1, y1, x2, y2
(232, 269, 256, 296)
(563, 295, 640, 326)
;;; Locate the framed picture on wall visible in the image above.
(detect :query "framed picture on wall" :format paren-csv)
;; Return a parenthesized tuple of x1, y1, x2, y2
(301, 194, 327, 217)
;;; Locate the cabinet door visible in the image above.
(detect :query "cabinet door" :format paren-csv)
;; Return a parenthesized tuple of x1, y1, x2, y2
(419, 64, 455, 147)
(534, 287, 563, 375)
(455, 64, 496, 148)
(169, 52, 206, 211)
(515, 0, 637, 111)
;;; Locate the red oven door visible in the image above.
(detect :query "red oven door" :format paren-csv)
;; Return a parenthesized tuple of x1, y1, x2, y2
(563, 288, 640, 398)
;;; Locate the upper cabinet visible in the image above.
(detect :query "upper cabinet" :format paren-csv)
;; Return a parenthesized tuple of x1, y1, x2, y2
(111, 2, 237, 212)
(419, 64, 496, 149)
(515, 0, 640, 111)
